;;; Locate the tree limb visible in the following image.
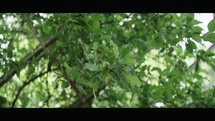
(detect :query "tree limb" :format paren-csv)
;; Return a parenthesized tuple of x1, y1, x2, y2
(0, 36, 57, 88)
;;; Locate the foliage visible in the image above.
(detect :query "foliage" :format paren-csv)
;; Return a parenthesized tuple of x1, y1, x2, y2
(0, 13, 214, 108)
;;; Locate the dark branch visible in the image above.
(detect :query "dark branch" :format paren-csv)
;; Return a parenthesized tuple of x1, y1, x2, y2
(11, 68, 57, 108)
(39, 65, 53, 108)
(0, 36, 57, 88)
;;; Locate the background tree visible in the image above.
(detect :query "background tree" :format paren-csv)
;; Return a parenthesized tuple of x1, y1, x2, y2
(0, 13, 214, 108)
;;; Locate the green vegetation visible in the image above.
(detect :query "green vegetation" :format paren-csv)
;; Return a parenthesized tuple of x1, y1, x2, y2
(0, 13, 214, 108)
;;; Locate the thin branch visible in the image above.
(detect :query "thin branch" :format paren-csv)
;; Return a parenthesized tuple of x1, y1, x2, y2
(11, 68, 57, 108)
(40, 65, 52, 108)
(39, 95, 52, 108)
(39, 84, 52, 108)
(0, 36, 57, 88)
(21, 13, 38, 37)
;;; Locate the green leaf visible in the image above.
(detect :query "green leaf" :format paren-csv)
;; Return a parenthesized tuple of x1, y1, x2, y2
(168, 68, 180, 78)
(64, 62, 73, 78)
(188, 39, 197, 49)
(150, 36, 164, 48)
(195, 61, 200, 73)
(186, 40, 196, 53)
(191, 19, 202, 25)
(149, 86, 165, 99)
(85, 63, 98, 71)
(203, 32, 215, 42)
(123, 55, 137, 65)
(175, 46, 183, 54)
(92, 81, 99, 91)
(192, 34, 202, 42)
(120, 46, 130, 58)
(79, 80, 92, 88)
(0, 96, 7, 108)
(208, 19, 215, 32)
(115, 14, 124, 21)
(92, 21, 100, 32)
(104, 74, 112, 83)
(63, 63, 79, 80)
(124, 74, 141, 87)
(151, 67, 162, 74)
(110, 40, 119, 59)
(192, 26, 203, 34)
(64, 62, 71, 71)
(205, 51, 215, 57)
(181, 13, 194, 22)
(62, 81, 70, 88)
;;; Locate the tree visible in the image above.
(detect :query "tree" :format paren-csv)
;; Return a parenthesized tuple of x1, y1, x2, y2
(0, 13, 214, 108)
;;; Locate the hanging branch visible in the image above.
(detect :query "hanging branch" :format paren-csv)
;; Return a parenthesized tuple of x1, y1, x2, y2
(0, 36, 57, 88)
(21, 13, 83, 101)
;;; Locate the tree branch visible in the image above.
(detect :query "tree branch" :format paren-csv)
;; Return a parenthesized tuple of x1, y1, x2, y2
(0, 36, 57, 88)
(11, 68, 57, 108)
(189, 43, 215, 68)
(21, 13, 83, 101)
